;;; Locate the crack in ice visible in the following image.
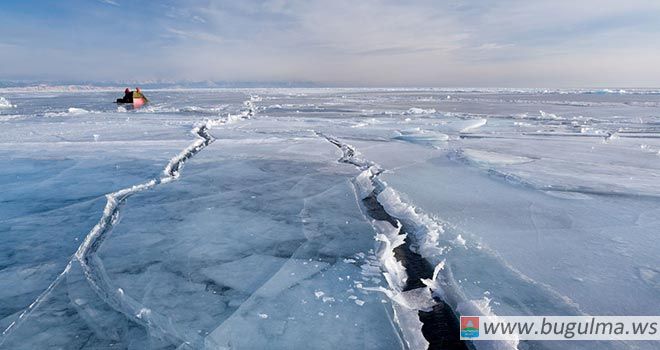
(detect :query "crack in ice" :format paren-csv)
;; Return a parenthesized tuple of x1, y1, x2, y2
(1, 97, 258, 348)
(317, 132, 467, 350)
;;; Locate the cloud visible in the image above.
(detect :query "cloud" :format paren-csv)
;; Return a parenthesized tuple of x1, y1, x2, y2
(1, 0, 660, 86)
(98, 0, 119, 6)
(474, 43, 514, 51)
(165, 27, 224, 44)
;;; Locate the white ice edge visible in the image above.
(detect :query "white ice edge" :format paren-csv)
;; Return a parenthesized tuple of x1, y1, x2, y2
(374, 181, 519, 350)
(334, 138, 433, 349)
(351, 174, 430, 350)
(329, 133, 518, 350)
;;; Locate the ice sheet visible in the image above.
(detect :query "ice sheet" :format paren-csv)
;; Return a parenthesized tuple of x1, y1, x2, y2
(1, 88, 659, 350)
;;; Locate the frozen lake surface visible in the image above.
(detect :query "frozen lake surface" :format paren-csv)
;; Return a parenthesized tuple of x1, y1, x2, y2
(0, 88, 659, 349)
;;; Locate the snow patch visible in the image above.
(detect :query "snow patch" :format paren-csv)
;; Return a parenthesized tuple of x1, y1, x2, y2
(461, 149, 535, 165)
(0, 97, 15, 108)
(179, 105, 228, 114)
(67, 107, 91, 115)
(45, 107, 99, 117)
(538, 110, 563, 120)
(404, 107, 436, 115)
(459, 118, 487, 132)
(393, 129, 449, 146)
(640, 144, 660, 156)
(0, 115, 23, 121)
(136, 308, 152, 319)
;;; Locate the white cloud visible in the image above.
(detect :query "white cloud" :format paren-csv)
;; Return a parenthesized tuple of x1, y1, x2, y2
(2, 0, 660, 86)
(98, 0, 119, 7)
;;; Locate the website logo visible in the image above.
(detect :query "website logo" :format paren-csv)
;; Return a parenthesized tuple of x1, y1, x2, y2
(461, 316, 480, 338)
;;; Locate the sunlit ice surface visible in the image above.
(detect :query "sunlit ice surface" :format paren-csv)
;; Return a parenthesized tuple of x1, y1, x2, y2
(0, 88, 659, 349)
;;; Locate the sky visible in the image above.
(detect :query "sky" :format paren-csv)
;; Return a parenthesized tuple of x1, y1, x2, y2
(1, 0, 660, 87)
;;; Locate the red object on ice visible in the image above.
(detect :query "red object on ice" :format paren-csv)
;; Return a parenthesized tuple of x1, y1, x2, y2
(133, 98, 145, 108)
